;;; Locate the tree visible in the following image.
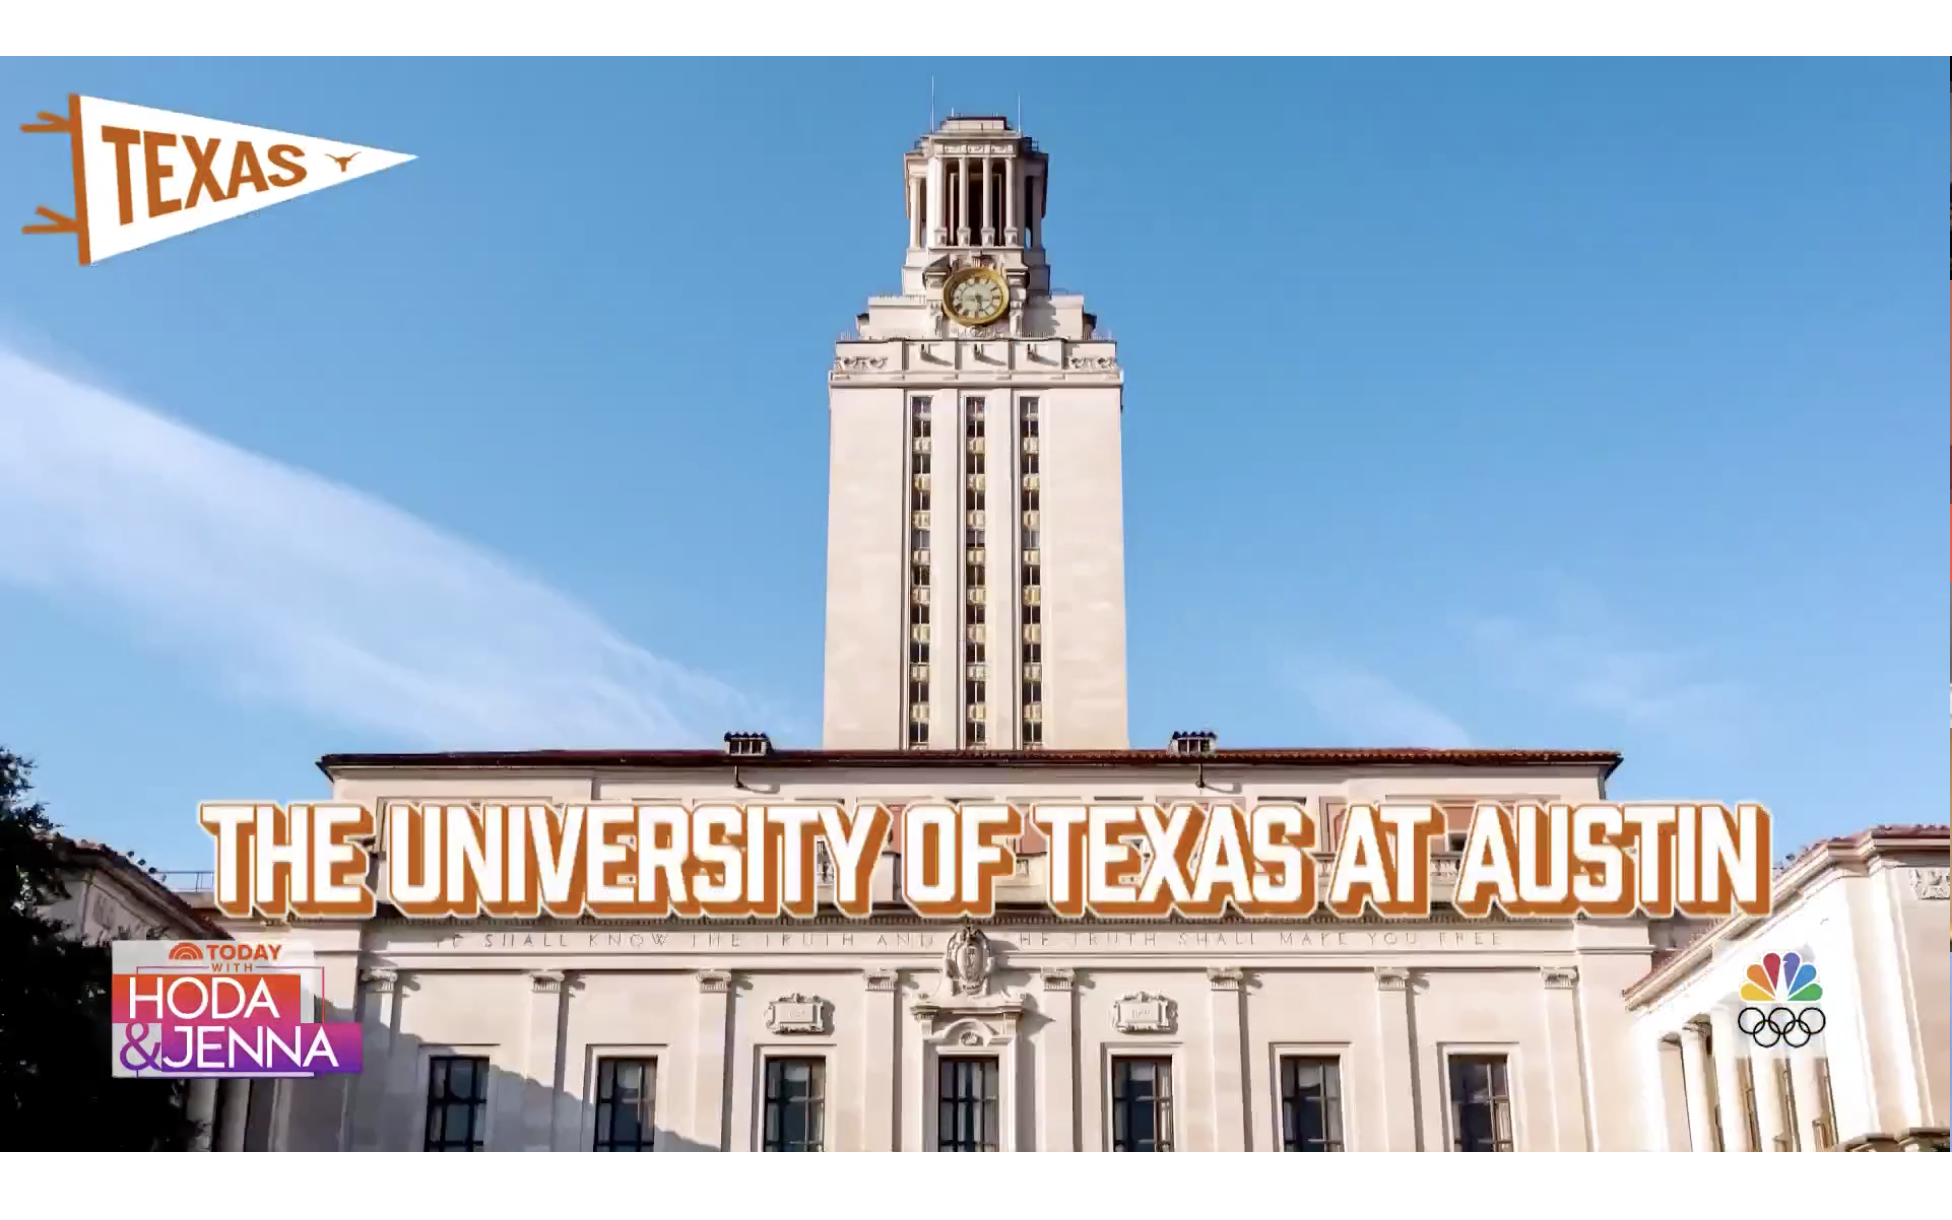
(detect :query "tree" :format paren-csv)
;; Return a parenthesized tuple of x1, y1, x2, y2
(0, 749, 200, 1150)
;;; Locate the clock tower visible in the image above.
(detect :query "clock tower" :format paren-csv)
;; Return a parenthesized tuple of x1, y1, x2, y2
(822, 116, 1129, 751)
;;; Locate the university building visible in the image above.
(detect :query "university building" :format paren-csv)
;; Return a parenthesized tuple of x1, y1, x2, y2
(189, 117, 1949, 1152)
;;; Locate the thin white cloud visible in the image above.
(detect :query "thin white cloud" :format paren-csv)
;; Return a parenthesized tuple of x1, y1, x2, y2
(1284, 659, 1470, 749)
(0, 346, 771, 749)
(1461, 586, 1740, 748)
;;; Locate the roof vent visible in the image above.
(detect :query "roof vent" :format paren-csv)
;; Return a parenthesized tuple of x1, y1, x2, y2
(1169, 730, 1217, 756)
(723, 732, 773, 758)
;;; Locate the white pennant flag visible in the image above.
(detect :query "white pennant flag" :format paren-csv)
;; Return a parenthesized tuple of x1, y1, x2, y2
(22, 94, 414, 265)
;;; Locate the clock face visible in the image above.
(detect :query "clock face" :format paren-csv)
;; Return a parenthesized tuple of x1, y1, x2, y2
(944, 268, 1008, 326)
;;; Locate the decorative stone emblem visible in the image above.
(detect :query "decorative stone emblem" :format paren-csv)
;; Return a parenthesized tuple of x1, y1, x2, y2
(1112, 991, 1175, 1034)
(766, 993, 827, 1035)
(943, 923, 993, 997)
(836, 355, 887, 371)
(957, 1029, 983, 1047)
(1911, 867, 1950, 900)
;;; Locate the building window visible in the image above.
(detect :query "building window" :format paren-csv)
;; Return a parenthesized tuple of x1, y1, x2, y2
(910, 396, 931, 437)
(1278, 1056, 1345, 1151)
(423, 1055, 489, 1151)
(762, 1058, 826, 1152)
(910, 638, 929, 665)
(1111, 1057, 1173, 1151)
(1448, 1055, 1513, 1151)
(909, 719, 929, 746)
(937, 1057, 1000, 1151)
(592, 1058, 658, 1151)
(1018, 403, 1043, 751)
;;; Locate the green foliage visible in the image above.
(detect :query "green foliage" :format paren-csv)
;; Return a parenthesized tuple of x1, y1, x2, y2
(0, 749, 201, 1151)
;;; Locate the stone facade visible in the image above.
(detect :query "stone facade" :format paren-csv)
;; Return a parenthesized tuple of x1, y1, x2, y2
(185, 117, 1950, 1152)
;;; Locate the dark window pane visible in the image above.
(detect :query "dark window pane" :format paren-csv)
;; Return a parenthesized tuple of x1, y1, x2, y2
(423, 1055, 489, 1151)
(1449, 1055, 1513, 1151)
(592, 1058, 657, 1151)
(763, 1058, 826, 1151)
(1111, 1057, 1173, 1151)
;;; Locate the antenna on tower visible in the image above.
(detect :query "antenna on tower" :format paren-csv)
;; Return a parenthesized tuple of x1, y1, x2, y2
(1017, 92, 1022, 131)
(930, 76, 935, 131)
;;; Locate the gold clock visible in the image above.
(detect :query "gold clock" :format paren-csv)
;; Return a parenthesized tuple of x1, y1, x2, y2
(942, 266, 1009, 326)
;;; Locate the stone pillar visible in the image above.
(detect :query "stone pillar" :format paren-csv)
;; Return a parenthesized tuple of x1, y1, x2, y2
(1789, 1052, 1829, 1150)
(1028, 174, 1041, 248)
(187, 1078, 218, 1150)
(981, 156, 994, 245)
(1753, 1053, 1788, 1152)
(1708, 1008, 1753, 1151)
(351, 967, 401, 1151)
(1540, 967, 1589, 1150)
(1004, 156, 1018, 245)
(1679, 1023, 1716, 1151)
(956, 155, 971, 246)
(525, 970, 569, 1151)
(909, 176, 923, 249)
(1038, 968, 1076, 1151)
(862, 968, 900, 1150)
(217, 1079, 250, 1151)
(1373, 968, 1418, 1151)
(692, 970, 733, 1150)
(936, 159, 952, 249)
(1207, 967, 1248, 1151)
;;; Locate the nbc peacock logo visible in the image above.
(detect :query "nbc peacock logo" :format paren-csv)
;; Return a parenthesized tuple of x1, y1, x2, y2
(1735, 951, 1826, 1050)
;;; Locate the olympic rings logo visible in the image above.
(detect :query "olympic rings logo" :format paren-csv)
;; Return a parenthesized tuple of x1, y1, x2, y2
(1737, 1004, 1826, 1049)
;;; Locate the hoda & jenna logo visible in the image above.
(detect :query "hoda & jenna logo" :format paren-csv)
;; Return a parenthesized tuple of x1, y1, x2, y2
(20, 93, 413, 265)
(111, 938, 362, 1078)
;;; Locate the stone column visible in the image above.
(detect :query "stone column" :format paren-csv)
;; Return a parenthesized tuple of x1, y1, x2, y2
(1540, 967, 1589, 1150)
(186, 1078, 218, 1150)
(692, 970, 733, 1150)
(1753, 1053, 1788, 1152)
(1679, 1023, 1716, 1151)
(351, 966, 400, 1151)
(1038, 968, 1076, 1151)
(956, 155, 971, 245)
(525, 970, 569, 1151)
(862, 968, 900, 1150)
(981, 156, 994, 245)
(1373, 968, 1418, 1151)
(217, 1079, 250, 1151)
(1708, 1008, 1753, 1151)
(909, 176, 923, 249)
(1789, 1052, 1828, 1150)
(1004, 156, 1018, 245)
(927, 157, 946, 248)
(1207, 967, 1248, 1151)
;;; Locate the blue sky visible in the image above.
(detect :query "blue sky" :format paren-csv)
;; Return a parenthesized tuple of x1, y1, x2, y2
(0, 58, 1944, 872)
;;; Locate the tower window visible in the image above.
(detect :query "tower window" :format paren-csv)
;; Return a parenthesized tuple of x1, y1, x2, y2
(1020, 398, 1039, 438)
(910, 639, 929, 664)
